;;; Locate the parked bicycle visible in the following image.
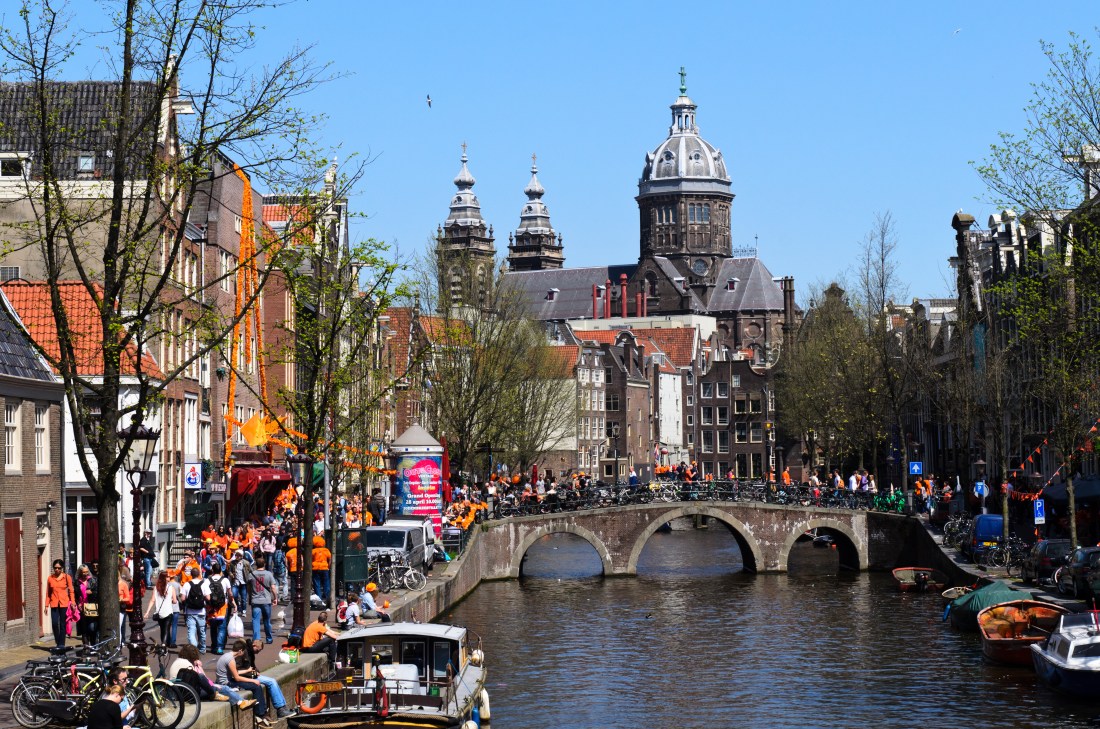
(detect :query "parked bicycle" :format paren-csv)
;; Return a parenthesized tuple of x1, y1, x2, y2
(376, 553, 428, 592)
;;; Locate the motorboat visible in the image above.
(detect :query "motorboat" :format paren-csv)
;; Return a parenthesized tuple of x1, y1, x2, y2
(892, 566, 948, 593)
(1031, 610, 1100, 697)
(977, 600, 1069, 666)
(289, 621, 489, 729)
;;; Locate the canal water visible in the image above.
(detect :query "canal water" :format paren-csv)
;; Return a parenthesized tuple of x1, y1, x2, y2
(447, 525, 1100, 728)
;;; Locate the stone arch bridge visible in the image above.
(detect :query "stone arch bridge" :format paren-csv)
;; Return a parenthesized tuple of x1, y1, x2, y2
(475, 502, 916, 578)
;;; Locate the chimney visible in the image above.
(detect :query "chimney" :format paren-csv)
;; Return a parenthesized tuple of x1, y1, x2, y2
(634, 291, 641, 318)
(604, 278, 612, 319)
(781, 277, 796, 345)
(593, 284, 600, 319)
(620, 273, 628, 318)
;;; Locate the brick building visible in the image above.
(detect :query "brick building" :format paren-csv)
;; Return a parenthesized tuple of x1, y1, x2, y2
(0, 289, 64, 647)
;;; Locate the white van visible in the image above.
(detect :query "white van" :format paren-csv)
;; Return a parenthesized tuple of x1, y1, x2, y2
(364, 524, 431, 574)
(384, 515, 436, 571)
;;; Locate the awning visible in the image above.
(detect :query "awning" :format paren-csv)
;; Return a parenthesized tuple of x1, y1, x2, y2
(229, 466, 292, 511)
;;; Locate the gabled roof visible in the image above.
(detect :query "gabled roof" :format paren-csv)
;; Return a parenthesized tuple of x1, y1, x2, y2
(572, 326, 697, 369)
(706, 257, 785, 312)
(1, 281, 163, 379)
(502, 264, 637, 320)
(0, 81, 161, 178)
(0, 290, 58, 383)
(544, 344, 579, 377)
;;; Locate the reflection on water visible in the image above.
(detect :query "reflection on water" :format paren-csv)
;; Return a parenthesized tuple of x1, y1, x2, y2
(448, 526, 1100, 728)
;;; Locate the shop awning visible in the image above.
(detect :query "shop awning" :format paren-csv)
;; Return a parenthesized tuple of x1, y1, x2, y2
(229, 466, 292, 512)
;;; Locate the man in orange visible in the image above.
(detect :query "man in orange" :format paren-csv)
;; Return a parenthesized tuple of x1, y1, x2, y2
(301, 611, 339, 661)
(782, 467, 792, 486)
(311, 536, 331, 603)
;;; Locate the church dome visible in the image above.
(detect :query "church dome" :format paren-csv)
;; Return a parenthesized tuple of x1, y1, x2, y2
(639, 76, 731, 198)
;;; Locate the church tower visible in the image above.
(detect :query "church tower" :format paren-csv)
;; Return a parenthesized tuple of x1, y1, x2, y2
(437, 146, 496, 310)
(636, 69, 734, 283)
(506, 156, 565, 271)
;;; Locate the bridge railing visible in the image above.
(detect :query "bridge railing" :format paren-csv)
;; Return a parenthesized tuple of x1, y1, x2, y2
(484, 480, 907, 520)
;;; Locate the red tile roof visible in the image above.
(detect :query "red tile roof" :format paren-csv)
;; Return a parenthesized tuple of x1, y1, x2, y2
(1, 281, 164, 379)
(572, 326, 697, 368)
(545, 345, 579, 377)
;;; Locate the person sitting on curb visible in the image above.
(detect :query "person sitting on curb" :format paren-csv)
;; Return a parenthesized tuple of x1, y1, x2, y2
(235, 639, 293, 720)
(301, 611, 341, 662)
(216, 640, 290, 726)
(360, 583, 392, 623)
(169, 645, 255, 708)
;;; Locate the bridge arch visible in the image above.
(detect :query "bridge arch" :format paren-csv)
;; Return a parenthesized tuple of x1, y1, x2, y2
(507, 522, 615, 578)
(779, 517, 867, 572)
(623, 504, 763, 574)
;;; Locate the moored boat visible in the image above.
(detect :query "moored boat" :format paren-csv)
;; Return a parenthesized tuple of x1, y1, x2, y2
(977, 600, 1070, 665)
(941, 586, 972, 602)
(945, 581, 1023, 631)
(1031, 610, 1100, 697)
(892, 566, 948, 592)
(289, 621, 489, 729)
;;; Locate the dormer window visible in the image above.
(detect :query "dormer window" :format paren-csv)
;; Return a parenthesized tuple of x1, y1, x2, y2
(726, 278, 739, 291)
(77, 153, 95, 173)
(0, 157, 26, 177)
(547, 288, 559, 302)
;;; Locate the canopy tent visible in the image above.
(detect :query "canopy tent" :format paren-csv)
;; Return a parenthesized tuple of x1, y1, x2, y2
(228, 466, 292, 513)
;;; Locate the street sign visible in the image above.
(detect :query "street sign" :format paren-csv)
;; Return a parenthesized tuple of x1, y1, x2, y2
(909, 461, 923, 475)
(207, 481, 227, 494)
(184, 462, 203, 490)
(1034, 498, 1046, 525)
(974, 481, 987, 497)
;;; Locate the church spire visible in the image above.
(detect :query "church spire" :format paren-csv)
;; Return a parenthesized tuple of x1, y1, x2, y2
(438, 143, 496, 311)
(507, 154, 564, 272)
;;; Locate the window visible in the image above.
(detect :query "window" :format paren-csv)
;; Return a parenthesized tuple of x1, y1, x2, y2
(604, 367, 612, 382)
(732, 375, 740, 388)
(701, 382, 714, 398)
(234, 215, 243, 233)
(701, 407, 713, 425)
(604, 464, 614, 478)
(750, 422, 763, 443)
(0, 158, 25, 177)
(579, 368, 589, 383)
(751, 453, 763, 478)
(750, 396, 762, 413)
(686, 372, 694, 385)
(687, 432, 693, 445)
(687, 395, 694, 406)
(735, 423, 747, 443)
(593, 368, 602, 384)
(717, 407, 729, 425)
(0, 266, 19, 281)
(735, 398, 747, 414)
(717, 382, 729, 399)
(606, 394, 620, 412)
(686, 414, 693, 426)
(599, 391, 605, 411)
(77, 153, 95, 172)
(34, 405, 48, 471)
(5, 401, 21, 471)
(702, 431, 714, 453)
(718, 430, 729, 454)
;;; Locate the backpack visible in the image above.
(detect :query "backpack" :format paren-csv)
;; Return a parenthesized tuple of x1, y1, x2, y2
(208, 578, 227, 612)
(184, 579, 206, 611)
(336, 599, 348, 624)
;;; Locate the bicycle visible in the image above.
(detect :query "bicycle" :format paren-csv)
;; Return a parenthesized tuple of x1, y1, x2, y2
(11, 635, 121, 729)
(377, 554, 428, 592)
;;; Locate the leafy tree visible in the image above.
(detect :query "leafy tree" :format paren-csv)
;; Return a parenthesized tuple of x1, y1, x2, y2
(976, 31, 1100, 546)
(0, 0, 337, 643)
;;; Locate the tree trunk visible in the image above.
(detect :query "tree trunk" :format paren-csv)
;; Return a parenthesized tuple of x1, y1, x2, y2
(1066, 470, 1078, 547)
(301, 491, 315, 622)
(97, 496, 121, 645)
(1001, 456, 1011, 542)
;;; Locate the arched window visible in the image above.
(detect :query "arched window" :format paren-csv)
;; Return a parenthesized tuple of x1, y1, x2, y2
(645, 272, 658, 296)
(688, 205, 695, 224)
(703, 204, 710, 223)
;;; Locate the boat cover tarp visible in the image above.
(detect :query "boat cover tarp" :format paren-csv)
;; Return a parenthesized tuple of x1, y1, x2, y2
(946, 582, 1029, 631)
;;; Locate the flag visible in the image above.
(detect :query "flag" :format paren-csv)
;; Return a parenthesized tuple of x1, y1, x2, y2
(240, 413, 269, 447)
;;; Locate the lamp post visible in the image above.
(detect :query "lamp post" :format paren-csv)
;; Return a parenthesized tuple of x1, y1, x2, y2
(117, 417, 160, 666)
(286, 451, 314, 630)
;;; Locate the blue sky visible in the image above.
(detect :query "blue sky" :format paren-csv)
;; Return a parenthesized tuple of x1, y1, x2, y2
(54, 1, 1100, 302)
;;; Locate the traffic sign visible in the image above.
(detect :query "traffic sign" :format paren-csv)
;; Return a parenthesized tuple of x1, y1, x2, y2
(1034, 498, 1046, 525)
(909, 461, 923, 475)
(974, 480, 987, 497)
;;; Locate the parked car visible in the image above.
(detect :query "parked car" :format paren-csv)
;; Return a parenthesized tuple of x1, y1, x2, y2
(963, 514, 1004, 560)
(1020, 538, 1072, 584)
(1056, 546, 1100, 598)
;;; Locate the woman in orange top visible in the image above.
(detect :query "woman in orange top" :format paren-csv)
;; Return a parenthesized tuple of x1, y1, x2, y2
(311, 536, 331, 603)
(46, 559, 75, 647)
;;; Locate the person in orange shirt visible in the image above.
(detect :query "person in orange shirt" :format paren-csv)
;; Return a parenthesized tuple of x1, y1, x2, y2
(782, 468, 792, 486)
(286, 536, 299, 575)
(201, 524, 218, 544)
(46, 559, 75, 647)
(311, 536, 331, 602)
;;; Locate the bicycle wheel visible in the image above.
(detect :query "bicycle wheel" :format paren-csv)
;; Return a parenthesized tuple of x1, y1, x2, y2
(156, 680, 201, 729)
(11, 680, 57, 729)
(131, 694, 160, 729)
(403, 569, 427, 591)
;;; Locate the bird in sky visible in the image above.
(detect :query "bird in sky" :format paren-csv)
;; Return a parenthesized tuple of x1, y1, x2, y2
(953, 28, 962, 35)
(426, 94, 432, 108)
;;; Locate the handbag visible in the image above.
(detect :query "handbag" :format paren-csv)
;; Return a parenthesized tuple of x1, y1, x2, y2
(227, 613, 245, 638)
(82, 602, 99, 618)
(150, 557, 160, 569)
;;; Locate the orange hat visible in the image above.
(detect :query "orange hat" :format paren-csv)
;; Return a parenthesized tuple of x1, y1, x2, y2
(365, 582, 378, 592)
(229, 541, 240, 549)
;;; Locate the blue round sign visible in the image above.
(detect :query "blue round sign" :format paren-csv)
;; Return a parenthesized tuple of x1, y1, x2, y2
(974, 481, 987, 497)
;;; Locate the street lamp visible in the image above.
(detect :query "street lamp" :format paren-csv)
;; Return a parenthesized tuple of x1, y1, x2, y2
(286, 451, 314, 630)
(117, 417, 160, 666)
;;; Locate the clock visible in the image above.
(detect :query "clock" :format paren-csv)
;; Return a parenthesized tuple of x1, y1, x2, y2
(692, 258, 708, 275)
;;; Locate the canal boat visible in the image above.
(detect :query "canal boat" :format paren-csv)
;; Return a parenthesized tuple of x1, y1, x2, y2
(1031, 610, 1100, 697)
(289, 621, 489, 729)
(977, 600, 1069, 666)
(892, 566, 948, 592)
(945, 581, 1022, 631)
(941, 586, 972, 602)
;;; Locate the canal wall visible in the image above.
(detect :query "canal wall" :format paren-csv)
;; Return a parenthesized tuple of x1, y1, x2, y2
(865, 512, 974, 585)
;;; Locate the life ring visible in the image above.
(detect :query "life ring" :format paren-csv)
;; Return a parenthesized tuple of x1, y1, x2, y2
(479, 688, 491, 722)
(295, 684, 327, 714)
